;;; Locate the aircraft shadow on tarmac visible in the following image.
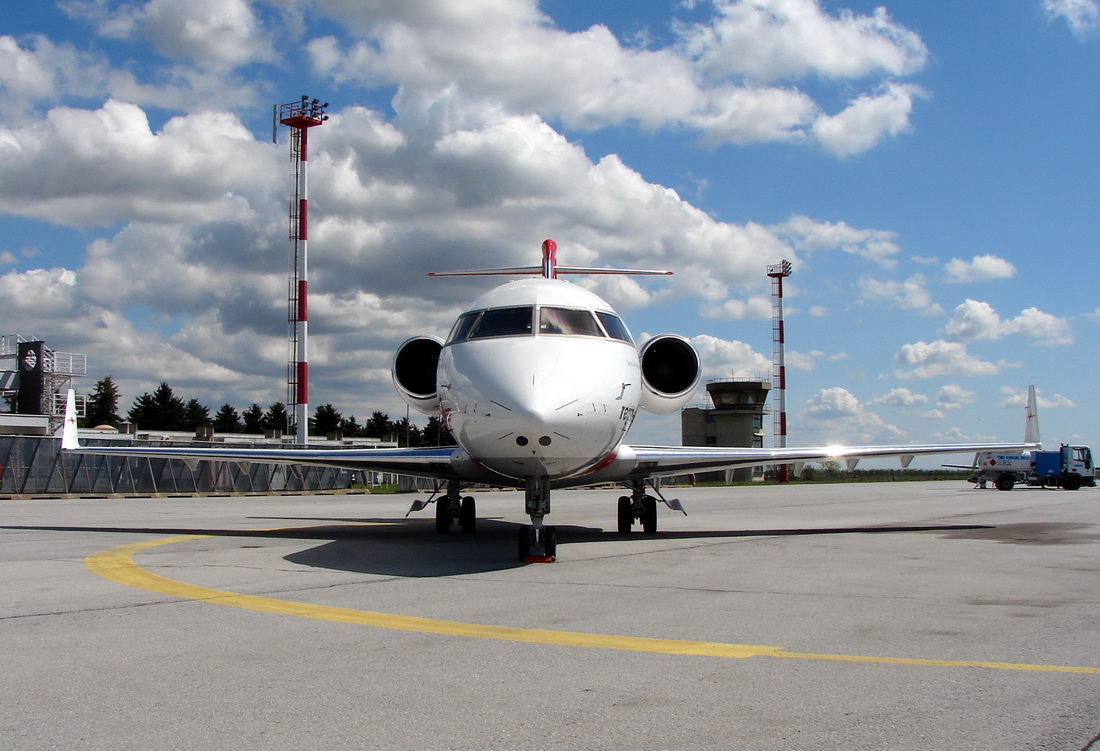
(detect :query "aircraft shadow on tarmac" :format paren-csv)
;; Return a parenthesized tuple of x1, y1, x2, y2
(3, 520, 1002, 578)
(265, 517, 998, 578)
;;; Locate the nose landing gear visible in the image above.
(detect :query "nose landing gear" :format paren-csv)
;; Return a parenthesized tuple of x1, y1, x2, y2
(519, 477, 557, 562)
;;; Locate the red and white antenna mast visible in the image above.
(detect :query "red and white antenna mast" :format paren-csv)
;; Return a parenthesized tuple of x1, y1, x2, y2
(277, 95, 329, 445)
(767, 260, 793, 482)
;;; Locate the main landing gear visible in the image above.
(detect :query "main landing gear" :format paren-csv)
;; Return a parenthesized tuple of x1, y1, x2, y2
(406, 478, 684, 563)
(617, 480, 686, 535)
(407, 481, 477, 534)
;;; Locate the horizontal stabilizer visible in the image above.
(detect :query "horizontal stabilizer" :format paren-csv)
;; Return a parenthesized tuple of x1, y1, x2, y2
(428, 265, 671, 277)
(429, 239, 672, 279)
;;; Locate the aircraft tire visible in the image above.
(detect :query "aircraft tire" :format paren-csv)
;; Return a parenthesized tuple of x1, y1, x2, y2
(435, 498, 452, 533)
(460, 496, 476, 532)
(617, 496, 633, 534)
(642, 496, 658, 534)
(543, 526, 558, 558)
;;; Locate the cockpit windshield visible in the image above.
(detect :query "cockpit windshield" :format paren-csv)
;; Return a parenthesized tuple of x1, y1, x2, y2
(446, 305, 633, 344)
(539, 307, 602, 336)
(467, 306, 533, 339)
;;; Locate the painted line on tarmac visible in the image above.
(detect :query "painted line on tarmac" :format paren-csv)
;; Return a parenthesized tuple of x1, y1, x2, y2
(86, 534, 1100, 675)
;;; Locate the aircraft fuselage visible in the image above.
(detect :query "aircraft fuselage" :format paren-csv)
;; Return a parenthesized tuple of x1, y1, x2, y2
(438, 278, 641, 481)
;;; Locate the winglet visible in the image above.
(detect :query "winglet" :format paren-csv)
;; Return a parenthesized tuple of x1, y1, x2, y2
(1024, 384, 1040, 447)
(61, 389, 80, 450)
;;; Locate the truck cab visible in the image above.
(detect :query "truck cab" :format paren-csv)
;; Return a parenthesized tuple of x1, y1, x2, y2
(1031, 445, 1095, 490)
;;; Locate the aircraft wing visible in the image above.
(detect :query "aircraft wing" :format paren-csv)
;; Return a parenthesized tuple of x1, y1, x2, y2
(63, 440, 473, 481)
(60, 393, 1032, 488)
(59, 392, 491, 483)
(565, 441, 1038, 487)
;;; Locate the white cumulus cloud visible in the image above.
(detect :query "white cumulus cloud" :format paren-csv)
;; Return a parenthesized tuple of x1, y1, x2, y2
(307, 0, 929, 155)
(1044, 0, 1100, 37)
(999, 385, 1077, 409)
(892, 340, 1009, 379)
(861, 274, 942, 314)
(944, 254, 1016, 283)
(943, 299, 1073, 346)
(799, 386, 907, 444)
(871, 387, 930, 407)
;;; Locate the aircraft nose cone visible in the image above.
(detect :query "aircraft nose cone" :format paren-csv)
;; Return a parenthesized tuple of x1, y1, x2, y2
(441, 338, 633, 479)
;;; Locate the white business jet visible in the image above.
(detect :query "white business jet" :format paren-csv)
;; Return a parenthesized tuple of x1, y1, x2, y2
(62, 240, 1035, 561)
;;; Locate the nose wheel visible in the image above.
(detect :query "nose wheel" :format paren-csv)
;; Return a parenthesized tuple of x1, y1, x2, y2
(518, 525, 557, 563)
(519, 476, 557, 562)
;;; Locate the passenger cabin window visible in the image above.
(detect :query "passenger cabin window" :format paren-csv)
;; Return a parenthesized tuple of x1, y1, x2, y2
(539, 307, 603, 337)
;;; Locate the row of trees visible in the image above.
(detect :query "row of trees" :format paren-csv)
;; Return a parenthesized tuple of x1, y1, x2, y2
(81, 376, 454, 447)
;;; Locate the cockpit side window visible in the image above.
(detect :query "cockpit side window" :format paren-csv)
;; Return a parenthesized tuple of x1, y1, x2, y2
(467, 306, 534, 339)
(539, 307, 604, 337)
(595, 311, 633, 343)
(447, 311, 481, 344)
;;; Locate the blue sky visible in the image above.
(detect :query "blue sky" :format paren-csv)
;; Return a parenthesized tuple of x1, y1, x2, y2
(1, 0, 1097, 456)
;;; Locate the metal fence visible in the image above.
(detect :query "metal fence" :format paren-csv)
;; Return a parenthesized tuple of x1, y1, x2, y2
(0, 436, 350, 495)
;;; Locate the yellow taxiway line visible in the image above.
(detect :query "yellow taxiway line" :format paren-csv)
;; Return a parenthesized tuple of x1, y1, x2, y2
(85, 534, 1100, 675)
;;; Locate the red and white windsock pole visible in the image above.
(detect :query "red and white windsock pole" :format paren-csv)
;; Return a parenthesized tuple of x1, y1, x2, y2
(278, 96, 328, 445)
(767, 260, 793, 482)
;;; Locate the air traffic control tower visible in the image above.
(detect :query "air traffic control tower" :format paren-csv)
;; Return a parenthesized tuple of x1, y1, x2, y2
(681, 379, 771, 482)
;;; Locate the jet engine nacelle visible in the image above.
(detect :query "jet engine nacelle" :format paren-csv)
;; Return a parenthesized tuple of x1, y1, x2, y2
(392, 336, 444, 415)
(638, 334, 702, 414)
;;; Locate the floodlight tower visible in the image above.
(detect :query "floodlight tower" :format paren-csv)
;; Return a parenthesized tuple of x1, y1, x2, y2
(767, 260, 793, 482)
(277, 95, 329, 445)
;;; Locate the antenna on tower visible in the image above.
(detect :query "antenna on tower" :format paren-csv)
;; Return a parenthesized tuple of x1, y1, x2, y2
(767, 259, 793, 482)
(277, 95, 330, 445)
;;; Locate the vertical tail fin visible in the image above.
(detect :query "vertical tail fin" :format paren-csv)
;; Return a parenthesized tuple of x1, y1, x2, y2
(1024, 384, 1040, 446)
(61, 389, 81, 449)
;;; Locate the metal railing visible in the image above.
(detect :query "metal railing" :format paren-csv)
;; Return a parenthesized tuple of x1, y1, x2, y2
(0, 436, 350, 496)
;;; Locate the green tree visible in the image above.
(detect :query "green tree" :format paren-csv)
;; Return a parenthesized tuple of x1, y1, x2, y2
(213, 404, 242, 433)
(422, 415, 455, 446)
(182, 398, 210, 430)
(127, 392, 157, 428)
(339, 415, 362, 438)
(149, 382, 186, 430)
(264, 402, 289, 433)
(242, 403, 265, 434)
(391, 416, 418, 446)
(84, 375, 121, 428)
(366, 411, 392, 440)
(312, 403, 342, 436)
